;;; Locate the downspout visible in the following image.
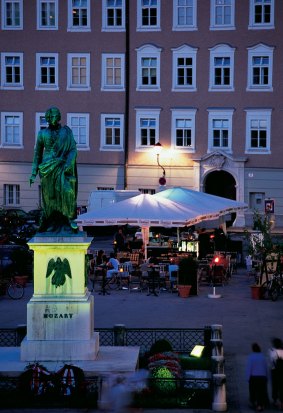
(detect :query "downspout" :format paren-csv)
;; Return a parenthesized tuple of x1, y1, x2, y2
(124, 0, 130, 189)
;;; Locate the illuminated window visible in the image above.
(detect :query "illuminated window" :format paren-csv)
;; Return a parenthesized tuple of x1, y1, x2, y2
(210, 0, 235, 30)
(37, 0, 58, 29)
(101, 54, 125, 90)
(67, 53, 90, 90)
(67, 113, 89, 149)
(173, 0, 197, 30)
(68, 0, 90, 31)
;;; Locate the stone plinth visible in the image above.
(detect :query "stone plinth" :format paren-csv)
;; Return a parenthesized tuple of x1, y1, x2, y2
(21, 233, 98, 362)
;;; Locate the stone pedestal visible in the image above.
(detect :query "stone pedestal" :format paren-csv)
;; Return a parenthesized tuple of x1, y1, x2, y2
(21, 233, 99, 361)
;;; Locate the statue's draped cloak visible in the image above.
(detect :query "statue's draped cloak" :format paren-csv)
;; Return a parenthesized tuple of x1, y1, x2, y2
(31, 125, 77, 222)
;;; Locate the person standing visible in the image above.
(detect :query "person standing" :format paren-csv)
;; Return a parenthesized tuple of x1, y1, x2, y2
(114, 228, 126, 252)
(268, 337, 283, 409)
(246, 342, 269, 411)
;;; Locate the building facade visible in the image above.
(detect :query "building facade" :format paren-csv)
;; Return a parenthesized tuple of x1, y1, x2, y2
(0, 0, 282, 228)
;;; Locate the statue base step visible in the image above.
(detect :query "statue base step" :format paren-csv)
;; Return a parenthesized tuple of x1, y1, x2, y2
(20, 332, 99, 361)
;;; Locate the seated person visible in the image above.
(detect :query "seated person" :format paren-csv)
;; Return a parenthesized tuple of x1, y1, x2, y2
(168, 260, 179, 288)
(106, 252, 120, 278)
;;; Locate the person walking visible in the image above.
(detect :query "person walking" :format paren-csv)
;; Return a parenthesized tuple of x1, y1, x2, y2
(246, 342, 269, 411)
(268, 337, 283, 409)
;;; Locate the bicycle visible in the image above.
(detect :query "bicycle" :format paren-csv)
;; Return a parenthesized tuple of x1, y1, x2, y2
(261, 272, 283, 301)
(0, 277, 24, 300)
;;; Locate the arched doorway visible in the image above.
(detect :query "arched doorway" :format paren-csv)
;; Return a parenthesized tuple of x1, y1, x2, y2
(204, 170, 236, 229)
(204, 170, 236, 200)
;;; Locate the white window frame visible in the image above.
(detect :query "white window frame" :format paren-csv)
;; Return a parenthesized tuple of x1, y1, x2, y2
(100, 114, 124, 151)
(67, 113, 90, 150)
(1, 0, 23, 30)
(4, 184, 20, 206)
(35, 112, 48, 143)
(249, 0, 274, 30)
(209, 44, 235, 91)
(135, 108, 161, 151)
(67, 0, 90, 32)
(0, 112, 23, 148)
(67, 53, 90, 91)
(245, 109, 272, 154)
(207, 109, 234, 153)
(210, 0, 235, 30)
(172, 0, 197, 31)
(102, 0, 125, 31)
(136, 44, 161, 91)
(1, 52, 23, 89)
(171, 109, 197, 152)
(37, 0, 58, 30)
(101, 53, 125, 91)
(247, 43, 274, 91)
(137, 0, 161, 31)
(172, 45, 197, 91)
(36, 53, 59, 90)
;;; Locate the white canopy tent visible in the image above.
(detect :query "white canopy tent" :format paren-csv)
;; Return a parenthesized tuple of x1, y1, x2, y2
(76, 190, 247, 258)
(153, 187, 248, 233)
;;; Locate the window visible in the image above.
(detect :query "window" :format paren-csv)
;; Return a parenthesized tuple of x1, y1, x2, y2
(67, 113, 89, 149)
(36, 53, 58, 89)
(136, 44, 161, 91)
(1, 0, 23, 29)
(249, 0, 274, 29)
(249, 192, 265, 210)
(247, 44, 274, 91)
(137, 0, 160, 31)
(67, 54, 90, 90)
(139, 188, 156, 194)
(135, 108, 161, 151)
(209, 44, 235, 91)
(1, 112, 23, 147)
(171, 109, 196, 151)
(245, 109, 272, 154)
(4, 184, 20, 206)
(208, 109, 234, 152)
(100, 114, 124, 151)
(102, 0, 125, 31)
(37, 0, 58, 30)
(173, 0, 197, 31)
(101, 54, 125, 90)
(68, 0, 90, 31)
(210, 0, 235, 30)
(35, 113, 48, 142)
(1, 53, 23, 89)
(172, 45, 197, 91)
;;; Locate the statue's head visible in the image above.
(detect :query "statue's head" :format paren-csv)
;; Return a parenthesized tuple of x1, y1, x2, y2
(45, 106, 61, 125)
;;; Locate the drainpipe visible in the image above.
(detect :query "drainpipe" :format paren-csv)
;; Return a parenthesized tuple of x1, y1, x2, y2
(124, 0, 130, 189)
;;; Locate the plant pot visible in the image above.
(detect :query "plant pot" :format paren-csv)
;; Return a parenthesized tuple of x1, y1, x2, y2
(250, 285, 263, 300)
(14, 275, 29, 287)
(178, 285, 192, 298)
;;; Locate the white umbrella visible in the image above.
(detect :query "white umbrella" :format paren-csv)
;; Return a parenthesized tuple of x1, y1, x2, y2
(76, 194, 193, 258)
(153, 187, 247, 224)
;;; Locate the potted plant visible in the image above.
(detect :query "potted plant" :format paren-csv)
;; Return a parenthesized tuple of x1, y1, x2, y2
(246, 211, 279, 299)
(177, 255, 198, 298)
